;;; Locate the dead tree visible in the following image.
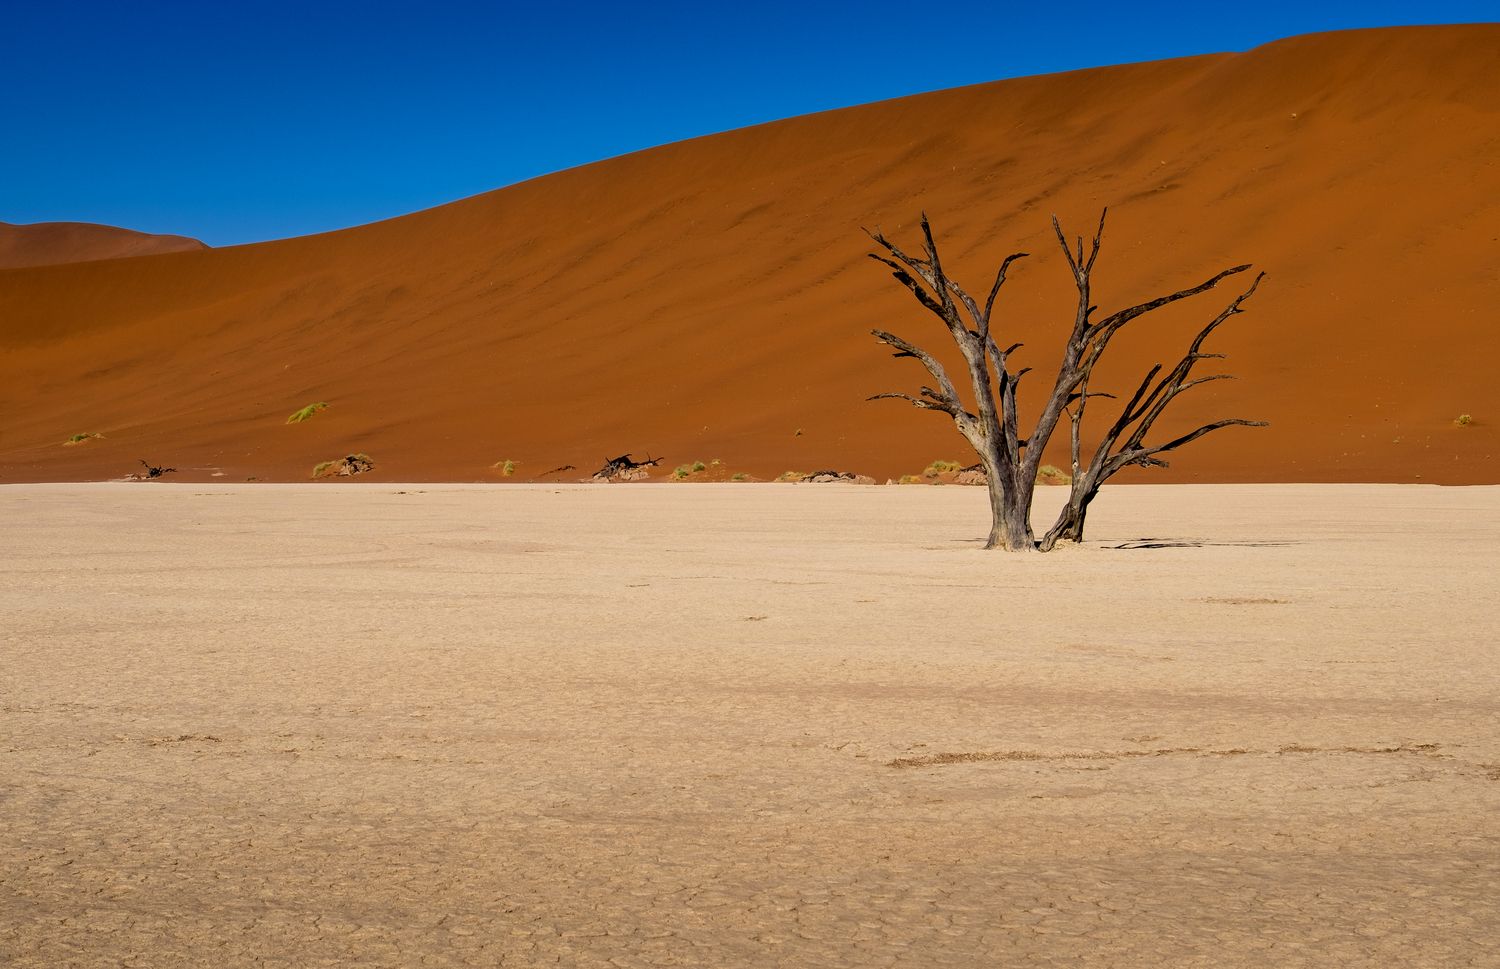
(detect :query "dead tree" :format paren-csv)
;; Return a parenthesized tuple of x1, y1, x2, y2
(1039, 269, 1266, 550)
(137, 460, 176, 479)
(591, 453, 662, 482)
(868, 210, 1265, 551)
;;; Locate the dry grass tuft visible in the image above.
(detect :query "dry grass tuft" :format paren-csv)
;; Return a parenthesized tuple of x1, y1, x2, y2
(923, 459, 962, 477)
(286, 402, 329, 424)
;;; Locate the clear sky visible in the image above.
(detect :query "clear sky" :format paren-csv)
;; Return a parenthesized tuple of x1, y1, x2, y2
(3, 1, 1493, 246)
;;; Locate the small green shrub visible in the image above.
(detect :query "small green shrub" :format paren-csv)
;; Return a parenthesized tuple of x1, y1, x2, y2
(1036, 464, 1072, 484)
(286, 402, 329, 424)
(776, 471, 805, 482)
(898, 474, 923, 484)
(731, 472, 749, 481)
(1455, 414, 1473, 426)
(62, 432, 102, 446)
(492, 459, 517, 476)
(923, 459, 962, 477)
(691, 460, 707, 473)
(311, 460, 336, 478)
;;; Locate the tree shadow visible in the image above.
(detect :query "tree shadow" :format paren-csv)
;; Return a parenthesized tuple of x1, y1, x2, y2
(1109, 538, 1298, 550)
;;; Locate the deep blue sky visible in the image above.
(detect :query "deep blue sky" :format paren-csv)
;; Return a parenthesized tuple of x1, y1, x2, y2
(3, 1, 1493, 246)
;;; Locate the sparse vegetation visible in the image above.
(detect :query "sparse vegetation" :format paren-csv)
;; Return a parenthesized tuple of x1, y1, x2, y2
(492, 459, 517, 476)
(691, 460, 707, 472)
(286, 401, 328, 424)
(923, 459, 962, 477)
(62, 432, 103, 446)
(793, 428, 804, 437)
(313, 453, 374, 478)
(1455, 414, 1473, 426)
(731, 472, 749, 481)
(673, 464, 693, 479)
(1036, 464, 1072, 485)
(899, 474, 923, 484)
(591, 453, 661, 482)
(804, 470, 871, 484)
(776, 471, 806, 482)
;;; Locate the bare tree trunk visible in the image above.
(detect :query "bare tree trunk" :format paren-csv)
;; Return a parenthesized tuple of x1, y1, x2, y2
(1039, 482, 1092, 551)
(981, 454, 1035, 550)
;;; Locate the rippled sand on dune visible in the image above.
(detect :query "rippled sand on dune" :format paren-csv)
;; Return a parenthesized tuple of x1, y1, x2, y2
(4, 27, 1498, 486)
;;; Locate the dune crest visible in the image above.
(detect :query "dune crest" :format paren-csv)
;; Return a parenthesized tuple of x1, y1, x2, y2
(1, 25, 1496, 484)
(0, 221, 206, 270)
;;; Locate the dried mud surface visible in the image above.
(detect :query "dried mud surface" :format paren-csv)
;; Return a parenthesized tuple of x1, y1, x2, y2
(3, 483, 1498, 967)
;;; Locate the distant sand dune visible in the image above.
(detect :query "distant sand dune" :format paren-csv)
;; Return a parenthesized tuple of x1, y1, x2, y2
(0, 221, 205, 270)
(1, 25, 1496, 483)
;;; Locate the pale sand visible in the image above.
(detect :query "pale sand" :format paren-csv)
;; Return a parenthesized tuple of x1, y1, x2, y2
(2, 483, 1497, 967)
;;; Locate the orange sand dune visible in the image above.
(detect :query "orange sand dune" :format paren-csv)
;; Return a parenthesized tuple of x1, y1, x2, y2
(1, 25, 1496, 484)
(0, 221, 205, 270)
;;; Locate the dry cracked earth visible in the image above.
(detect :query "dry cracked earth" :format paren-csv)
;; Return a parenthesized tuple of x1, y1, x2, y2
(3, 483, 1498, 966)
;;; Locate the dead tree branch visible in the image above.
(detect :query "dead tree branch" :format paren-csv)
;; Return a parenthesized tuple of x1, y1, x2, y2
(866, 214, 1032, 549)
(1039, 271, 1268, 550)
(592, 453, 663, 482)
(866, 209, 1266, 552)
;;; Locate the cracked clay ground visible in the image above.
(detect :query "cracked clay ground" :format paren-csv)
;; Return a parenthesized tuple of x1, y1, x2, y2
(3, 483, 1498, 967)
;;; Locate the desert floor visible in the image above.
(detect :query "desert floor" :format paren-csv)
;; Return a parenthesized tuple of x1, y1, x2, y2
(3, 483, 1497, 967)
